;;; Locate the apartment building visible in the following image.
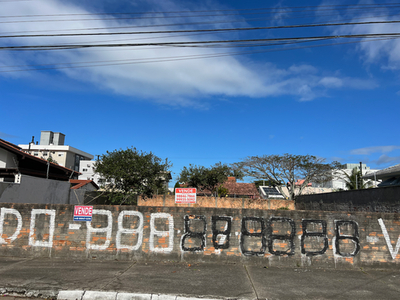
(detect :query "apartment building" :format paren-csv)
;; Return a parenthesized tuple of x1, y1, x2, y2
(19, 131, 93, 172)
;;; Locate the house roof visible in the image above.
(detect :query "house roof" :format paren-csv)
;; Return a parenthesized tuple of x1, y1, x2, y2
(363, 163, 400, 180)
(191, 177, 260, 198)
(222, 177, 259, 196)
(70, 179, 99, 190)
(0, 138, 79, 181)
(291, 179, 312, 186)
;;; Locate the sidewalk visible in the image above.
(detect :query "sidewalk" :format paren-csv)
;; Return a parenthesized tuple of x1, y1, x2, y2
(0, 257, 400, 300)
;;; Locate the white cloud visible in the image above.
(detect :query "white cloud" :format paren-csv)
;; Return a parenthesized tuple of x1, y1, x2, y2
(258, 63, 376, 101)
(288, 64, 318, 74)
(0, 0, 378, 106)
(319, 77, 343, 88)
(330, 5, 400, 70)
(350, 146, 400, 155)
(376, 154, 400, 165)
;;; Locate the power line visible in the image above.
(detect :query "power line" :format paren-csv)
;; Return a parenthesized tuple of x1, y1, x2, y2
(0, 36, 396, 73)
(1, 3, 400, 19)
(0, 3, 400, 26)
(2, 19, 400, 39)
(2, 32, 400, 51)
(2, 10, 400, 36)
(1, 6, 399, 24)
(1, 3, 400, 74)
(0, 39, 325, 70)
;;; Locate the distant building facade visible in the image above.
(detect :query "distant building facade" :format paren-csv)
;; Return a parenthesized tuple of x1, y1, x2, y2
(312, 163, 380, 190)
(19, 131, 93, 172)
(0, 138, 77, 182)
(79, 160, 103, 184)
(78, 160, 172, 191)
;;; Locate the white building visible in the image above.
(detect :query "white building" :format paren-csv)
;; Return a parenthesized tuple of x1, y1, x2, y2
(79, 160, 102, 184)
(79, 159, 172, 191)
(19, 131, 93, 172)
(313, 163, 380, 190)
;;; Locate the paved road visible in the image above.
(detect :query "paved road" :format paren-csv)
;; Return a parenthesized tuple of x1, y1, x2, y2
(0, 257, 400, 299)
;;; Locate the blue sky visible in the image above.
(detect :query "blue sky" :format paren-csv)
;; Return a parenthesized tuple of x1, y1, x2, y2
(1, 0, 400, 185)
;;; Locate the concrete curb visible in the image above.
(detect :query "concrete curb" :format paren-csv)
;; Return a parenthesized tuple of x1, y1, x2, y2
(57, 290, 235, 300)
(2, 288, 241, 300)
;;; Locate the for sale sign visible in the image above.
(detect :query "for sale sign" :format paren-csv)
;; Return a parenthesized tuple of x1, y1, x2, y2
(175, 188, 197, 204)
(73, 205, 93, 221)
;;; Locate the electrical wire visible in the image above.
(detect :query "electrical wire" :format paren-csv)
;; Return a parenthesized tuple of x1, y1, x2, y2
(2, 32, 400, 51)
(1, 3, 400, 73)
(2, 10, 400, 35)
(1, 19, 400, 39)
(1, 3, 400, 19)
(0, 36, 396, 73)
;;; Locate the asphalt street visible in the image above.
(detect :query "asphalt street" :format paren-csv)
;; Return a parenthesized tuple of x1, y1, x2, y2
(0, 257, 399, 300)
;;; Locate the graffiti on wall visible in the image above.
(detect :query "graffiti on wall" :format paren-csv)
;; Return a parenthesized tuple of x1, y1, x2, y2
(0, 207, 399, 260)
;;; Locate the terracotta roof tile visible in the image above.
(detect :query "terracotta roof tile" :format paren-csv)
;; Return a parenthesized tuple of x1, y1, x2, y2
(190, 177, 260, 199)
(70, 179, 99, 190)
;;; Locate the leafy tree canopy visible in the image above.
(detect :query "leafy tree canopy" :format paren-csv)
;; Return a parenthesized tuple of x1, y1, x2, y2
(46, 156, 58, 165)
(95, 147, 171, 204)
(178, 162, 240, 196)
(341, 167, 368, 190)
(234, 154, 340, 200)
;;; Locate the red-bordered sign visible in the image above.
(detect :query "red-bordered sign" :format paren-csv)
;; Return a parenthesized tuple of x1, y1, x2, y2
(175, 188, 197, 204)
(73, 205, 93, 221)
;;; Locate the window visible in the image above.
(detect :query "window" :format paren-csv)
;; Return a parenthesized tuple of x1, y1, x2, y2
(43, 152, 48, 156)
(34, 152, 38, 156)
(83, 168, 88, 172)
(58, 153, 64, 157)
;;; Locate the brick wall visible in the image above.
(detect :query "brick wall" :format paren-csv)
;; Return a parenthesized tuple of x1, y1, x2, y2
(1, 203, 400, 269)
(138, 195, 295, 210)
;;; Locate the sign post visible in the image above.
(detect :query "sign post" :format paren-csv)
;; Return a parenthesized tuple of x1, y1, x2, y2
(73, 205, 93, 221)
(175, 188, 197, 204)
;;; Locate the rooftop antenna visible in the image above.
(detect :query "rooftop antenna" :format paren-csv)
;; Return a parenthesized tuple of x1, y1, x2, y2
(29, 136, 34, 150)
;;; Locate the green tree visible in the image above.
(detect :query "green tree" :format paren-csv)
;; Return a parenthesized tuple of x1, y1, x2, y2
(235, 154, 340, 200)
(178, 162, 235, 197)
(173, 181, 181, 192)
(95, 147, 172, 204)
(217, 185, 229, 197)
(46, 156, 58, 165)
(341, 167, 367, 190)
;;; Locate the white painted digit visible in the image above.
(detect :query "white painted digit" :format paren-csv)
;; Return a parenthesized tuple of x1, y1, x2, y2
(29, 209, 56, 248)
(378, 218, 400, 260)
(149, 213, 174, 253)
(116, 211, 143, 251)
(0, 208, 22, 244)
(86, 209, 112, 250)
